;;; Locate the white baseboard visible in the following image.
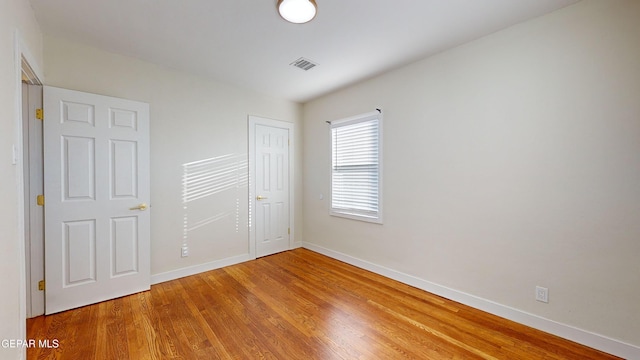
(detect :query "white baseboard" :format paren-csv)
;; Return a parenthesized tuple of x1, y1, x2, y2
(302, 242, 639, 360)
(152, 242, 309, 285)
(151, 253, 254, 285)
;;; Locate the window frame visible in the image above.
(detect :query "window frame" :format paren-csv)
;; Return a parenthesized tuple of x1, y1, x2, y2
(329, 111, 383, 224)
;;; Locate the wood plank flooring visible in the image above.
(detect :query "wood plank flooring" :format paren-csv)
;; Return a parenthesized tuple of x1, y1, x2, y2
(27, 248, 620, 359)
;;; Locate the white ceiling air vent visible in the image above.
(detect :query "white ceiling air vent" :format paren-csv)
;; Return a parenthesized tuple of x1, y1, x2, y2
(290, 57, 317, 71)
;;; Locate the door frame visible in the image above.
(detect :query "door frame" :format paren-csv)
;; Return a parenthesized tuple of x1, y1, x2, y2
(248, 116, 295, 259)
(22, 83, 44, 318)
(14, 29, 44, 339)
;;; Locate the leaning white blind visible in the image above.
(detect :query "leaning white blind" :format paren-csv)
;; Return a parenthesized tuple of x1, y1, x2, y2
(331, 114, 380, 221)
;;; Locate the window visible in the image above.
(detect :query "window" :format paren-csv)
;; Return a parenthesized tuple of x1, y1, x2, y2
(330, 111, 382, 223)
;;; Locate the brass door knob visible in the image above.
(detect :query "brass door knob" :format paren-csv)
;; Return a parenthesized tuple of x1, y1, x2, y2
(256, 196, 268, 201)
(130, 203, 148, 211)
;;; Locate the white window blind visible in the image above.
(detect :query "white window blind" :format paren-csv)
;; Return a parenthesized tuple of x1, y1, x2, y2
(330, 111, 382, 223)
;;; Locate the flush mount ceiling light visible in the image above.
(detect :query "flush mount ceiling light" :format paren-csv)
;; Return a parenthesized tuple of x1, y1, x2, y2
(277, 0, 317, 24)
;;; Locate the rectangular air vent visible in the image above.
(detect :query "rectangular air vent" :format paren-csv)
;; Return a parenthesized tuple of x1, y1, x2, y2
(290, 57, 317, 71)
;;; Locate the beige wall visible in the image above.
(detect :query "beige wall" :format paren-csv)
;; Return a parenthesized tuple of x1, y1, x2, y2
(4, 0, 639, 357)
(43, 36, 303, 278)
(0, 0, 42, 358)
(303, 0, 640, 349)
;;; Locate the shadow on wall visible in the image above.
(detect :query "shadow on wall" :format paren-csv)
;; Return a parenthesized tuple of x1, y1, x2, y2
(182, 154, 248, 247)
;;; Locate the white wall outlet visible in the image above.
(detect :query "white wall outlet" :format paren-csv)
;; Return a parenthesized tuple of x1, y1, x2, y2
(181, 246, 189, 257)
(535, 286, 549, 303)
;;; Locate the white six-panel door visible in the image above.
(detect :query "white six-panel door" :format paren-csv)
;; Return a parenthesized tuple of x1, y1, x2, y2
(252, 121, 291, 258)
(44, 86, 150, 314)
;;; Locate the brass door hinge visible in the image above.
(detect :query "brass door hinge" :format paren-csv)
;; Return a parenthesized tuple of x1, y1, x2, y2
(288, 227, 290, 235)
(36, 108, 43, 120)
(36, 195, 44, 206)
(38, 280, 45, 291)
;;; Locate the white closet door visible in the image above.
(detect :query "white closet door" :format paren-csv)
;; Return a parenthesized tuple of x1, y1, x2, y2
(254, 123, 290, 257)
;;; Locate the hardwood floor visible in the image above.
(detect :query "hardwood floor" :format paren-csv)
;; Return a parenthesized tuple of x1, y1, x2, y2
(27, 248, 620, 359)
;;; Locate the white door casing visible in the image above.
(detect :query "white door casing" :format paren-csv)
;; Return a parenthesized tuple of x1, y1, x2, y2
(23, 84, 44, 317)
(44, 86, 150, 314)
(249, 117, 293, 258)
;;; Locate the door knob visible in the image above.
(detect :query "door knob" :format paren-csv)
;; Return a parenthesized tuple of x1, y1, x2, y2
(256, 196, 268, 201)
(130, 203, 148, 211)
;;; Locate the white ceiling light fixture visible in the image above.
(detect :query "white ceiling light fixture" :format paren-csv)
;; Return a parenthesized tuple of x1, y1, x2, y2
(277, 0, 317, 24)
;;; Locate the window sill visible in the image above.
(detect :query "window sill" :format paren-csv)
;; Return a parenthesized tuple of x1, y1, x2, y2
(330, 211, 383, 224)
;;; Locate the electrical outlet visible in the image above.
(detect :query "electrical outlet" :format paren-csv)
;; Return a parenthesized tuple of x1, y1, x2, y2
(535, 286, 549, 303)
(181, 246, 189, 258)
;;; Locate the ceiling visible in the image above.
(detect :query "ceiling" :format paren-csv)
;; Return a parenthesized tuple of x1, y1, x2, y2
(29, 0, 579, 103)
